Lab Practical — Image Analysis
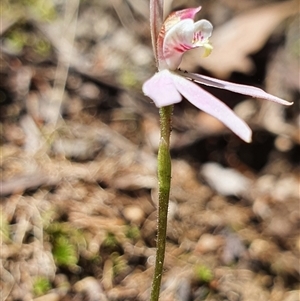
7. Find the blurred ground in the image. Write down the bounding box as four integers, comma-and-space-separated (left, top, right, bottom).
1, 0, 300, 300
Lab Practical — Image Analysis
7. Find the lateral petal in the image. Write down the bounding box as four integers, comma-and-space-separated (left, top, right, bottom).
170, 72, 252, 142
180, 71, 293, 106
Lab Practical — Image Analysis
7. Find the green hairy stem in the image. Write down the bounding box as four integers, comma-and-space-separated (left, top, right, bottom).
150, 105, 173, 301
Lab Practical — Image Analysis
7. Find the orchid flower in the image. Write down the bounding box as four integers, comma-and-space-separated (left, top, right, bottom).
143, 6, 292, 143
145, 4, 293, 301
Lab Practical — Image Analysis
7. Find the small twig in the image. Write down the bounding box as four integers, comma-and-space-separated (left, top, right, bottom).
47, 0, 80, 126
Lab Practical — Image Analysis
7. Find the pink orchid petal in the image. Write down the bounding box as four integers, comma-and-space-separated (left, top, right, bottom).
143, 70, 182, 107
167, 6, 201, 23
170, 72, 252, 142
180, 71, 293, 106
163, 19, 194, 70
193, 19, 213, 42
158, 6, 203, 70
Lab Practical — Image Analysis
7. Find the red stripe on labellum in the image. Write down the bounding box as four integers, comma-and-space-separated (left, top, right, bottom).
173, 43, 192, 53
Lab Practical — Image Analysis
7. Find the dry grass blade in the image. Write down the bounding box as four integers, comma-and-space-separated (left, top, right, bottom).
46, 0, 80, 126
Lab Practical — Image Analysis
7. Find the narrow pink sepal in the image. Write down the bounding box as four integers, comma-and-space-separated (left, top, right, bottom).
181, 71, 293, 106
170, 72, 252, 142
143, 70, 182, 107
150, 0, 164, 61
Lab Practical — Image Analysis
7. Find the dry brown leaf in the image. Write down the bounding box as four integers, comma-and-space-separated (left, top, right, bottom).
181, 0, 299, 78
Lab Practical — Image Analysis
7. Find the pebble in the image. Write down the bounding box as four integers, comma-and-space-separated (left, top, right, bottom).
282, 290, 300, 301
33, 292, 60, 301
200, 162, 251, 196
73, 277, 108, 301
271, 176, 299, 202
249, 239, 277, 263
123, 205, 144, 225
195, 233, 223, 254
266, 216, 292, 239
107, 287, 139, 300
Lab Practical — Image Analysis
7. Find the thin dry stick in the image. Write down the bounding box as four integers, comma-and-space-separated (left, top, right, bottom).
48, 0, 80, 126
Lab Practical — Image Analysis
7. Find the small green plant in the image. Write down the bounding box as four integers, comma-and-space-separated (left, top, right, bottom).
194, 265, 213, 283
52, 235, 78, 267
103, 232, 119, 249
4, 27, 52, 56
3, 0, 55, 56
125, 225, 140, 240
46, 222, 86, 268
111, 252, 127, 277
4, 29, 27, 53
33, 276, 51, 297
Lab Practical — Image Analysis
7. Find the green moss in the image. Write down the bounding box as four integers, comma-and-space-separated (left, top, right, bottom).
52, 235, 78, 266
111, 252, 127, 276
33, 276, 51, 297
46, 222, 86, 268
103, 232, 119, 249
33, 38, 52, 56
194, 265, 213, 283
119, 69, 139, 89
125, 225, 140, 240
5, 29, 28, 53
4, 26, 52, 57
2, 0, 55, 56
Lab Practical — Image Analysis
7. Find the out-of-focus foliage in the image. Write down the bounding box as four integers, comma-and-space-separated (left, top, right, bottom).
4, 25, 52, 56
125, 225, 141, 240
111, 252, 127, 277
46, 222, 86, 268
33, 276, 52, 297
2, 0, 56, 55
3, 0, 57, 21
194, 265, 214, 283
103, 232, 119, 249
